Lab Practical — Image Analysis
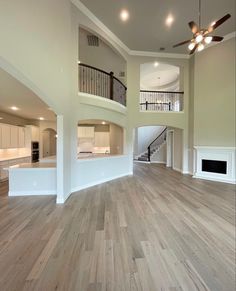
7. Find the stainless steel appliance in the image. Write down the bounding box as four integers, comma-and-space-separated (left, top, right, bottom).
31, 142, 39, 163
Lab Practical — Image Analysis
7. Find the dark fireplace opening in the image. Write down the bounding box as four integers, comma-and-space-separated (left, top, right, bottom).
202, 159, 227, 174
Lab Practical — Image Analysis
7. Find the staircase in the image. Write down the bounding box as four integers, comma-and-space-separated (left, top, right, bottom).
137, 128, 167, 162
138, 149, 156, 162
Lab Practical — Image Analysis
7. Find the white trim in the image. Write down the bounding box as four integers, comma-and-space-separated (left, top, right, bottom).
192, 174, 236, 184
71, 172, 133, 193
129, 50, 189, 59
133, 160, 150, 164
173, 167, 182, 173
9, 191, 56, 196
56, 191, 71, 204
139, 110, 184, 114
151, 161, 166, 164
193, 146, 236, 184
194, 146, 236, 150
166, 130, 174, 168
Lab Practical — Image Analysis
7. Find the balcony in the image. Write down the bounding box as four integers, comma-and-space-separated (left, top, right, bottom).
79, 63, 127, 107
140, 90, 184, 112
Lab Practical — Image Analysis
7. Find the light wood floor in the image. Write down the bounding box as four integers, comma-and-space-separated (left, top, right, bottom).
0, 164, 235, 290
0, 180, 8, 197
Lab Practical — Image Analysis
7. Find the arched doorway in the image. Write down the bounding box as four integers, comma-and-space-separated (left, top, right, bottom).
42, 128, 57, 158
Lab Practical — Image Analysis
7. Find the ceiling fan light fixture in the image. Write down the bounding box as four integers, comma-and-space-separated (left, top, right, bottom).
197, 43, 205, 52
188, 42, 195, 50
204, 36, 213, 44
196, 34, 203, 43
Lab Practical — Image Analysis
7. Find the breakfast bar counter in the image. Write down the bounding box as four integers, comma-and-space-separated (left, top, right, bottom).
5, 162, 57, 196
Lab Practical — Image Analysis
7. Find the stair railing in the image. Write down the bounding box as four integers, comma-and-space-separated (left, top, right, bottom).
79, 63, 127, 106
147, 128, 167, 162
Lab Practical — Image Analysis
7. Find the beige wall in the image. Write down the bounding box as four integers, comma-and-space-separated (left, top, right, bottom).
110, 123, 124, 155
79, 28, 126, 83
193, 38, 236, 147
0, 111, 38, 127
173, 128, 183, 171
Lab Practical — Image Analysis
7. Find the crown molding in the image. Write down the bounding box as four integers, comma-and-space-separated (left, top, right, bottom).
129, 50, 189, 59
72, 0, 235, 60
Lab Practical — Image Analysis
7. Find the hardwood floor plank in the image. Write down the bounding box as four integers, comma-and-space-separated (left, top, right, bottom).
0, 163, 234, 290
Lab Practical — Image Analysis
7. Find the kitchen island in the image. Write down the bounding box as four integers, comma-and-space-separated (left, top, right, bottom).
5, 162, 56, 196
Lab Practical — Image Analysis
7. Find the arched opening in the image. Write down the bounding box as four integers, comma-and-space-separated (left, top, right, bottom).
78, 27, 127, 106
140, 62, 184, 112
77, 119, 124, 159
133, 124, 183, 172
42, 128, 57, 158
0, 65, 58, 197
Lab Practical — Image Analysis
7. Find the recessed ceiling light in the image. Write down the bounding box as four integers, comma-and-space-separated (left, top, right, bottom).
165, 14, 174, 27
120, 9, 129, 21
10, 106, 19, 111
154, 62, 159, 67
0, 117, 3, 120
77, 60, 81, 64
39, 117, 45, 120
102, 121, 106, 125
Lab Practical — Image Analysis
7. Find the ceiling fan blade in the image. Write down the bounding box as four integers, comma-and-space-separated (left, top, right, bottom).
173, 40, 191, 48
189, 43, 198, 55
189, 21, 199, 34
208, 14, 231, 32
211, 36, 224, 42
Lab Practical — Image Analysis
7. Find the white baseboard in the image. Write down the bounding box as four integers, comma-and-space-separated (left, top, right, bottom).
9, 190, 57, 196
133, 160, 150, 164
151, 161, 166, 164
56, 191, 72, 204
173, 167, 182, 173
193, 174, 236, 184
71, 172, 133, 194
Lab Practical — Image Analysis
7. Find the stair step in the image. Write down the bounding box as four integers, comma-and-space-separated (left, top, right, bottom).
138, 157, 149, 161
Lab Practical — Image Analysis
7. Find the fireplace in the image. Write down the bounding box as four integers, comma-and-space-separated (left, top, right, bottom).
194, 146, 235, 184
202, 159, 227, 174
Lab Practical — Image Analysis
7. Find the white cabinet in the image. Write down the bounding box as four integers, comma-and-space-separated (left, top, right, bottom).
18, 127, 25, 148
10, 126, 18, 148
0, 124, 11, 148
0, 124, 27, 149
78, 126, 94, 138
94, 132, 110, 147
31, 126, 40, 142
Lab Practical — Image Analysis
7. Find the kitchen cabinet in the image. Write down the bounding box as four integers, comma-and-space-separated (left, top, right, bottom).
18, 127, 25, 148
94, 132, 110, 147
0, 123, 11, 148
10, 126, 18, 148
31, 126, 40, 142
0, 124, 27, 149
78, 126, 94, 138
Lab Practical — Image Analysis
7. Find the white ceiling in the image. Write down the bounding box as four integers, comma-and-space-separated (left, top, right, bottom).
0, 68, 56, 121
140, 63, 179, 90
79, 0, 235, 53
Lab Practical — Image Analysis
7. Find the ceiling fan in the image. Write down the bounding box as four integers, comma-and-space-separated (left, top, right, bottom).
173, 0, 231, 54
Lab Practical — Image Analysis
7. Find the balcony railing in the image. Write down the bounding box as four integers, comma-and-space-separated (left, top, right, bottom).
140, 90, 184, 112
79, 63, 127, 106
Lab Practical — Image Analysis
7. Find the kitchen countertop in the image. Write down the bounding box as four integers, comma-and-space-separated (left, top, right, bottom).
39, 155, 56, 163
0, 154, 31, 162
5, 162, 56, 170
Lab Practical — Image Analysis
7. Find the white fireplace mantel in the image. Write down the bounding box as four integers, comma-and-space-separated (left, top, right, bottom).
193, 146, 236, 184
